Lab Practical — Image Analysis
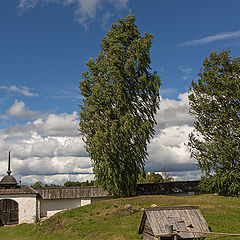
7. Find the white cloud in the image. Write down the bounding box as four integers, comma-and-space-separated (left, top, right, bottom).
155, 92, 194, 130
0, 114, 9, 120
73, 0, 100, 29
170, 170, 201, 181
160, 88, 179, 98
3, 100, 79, 135
108, 0, 128, 10
146, 125, 196, 173
7, 100, 44, 120
179, 65, 192, 75
17, 0, 129, 29
178, 65, 193, 81
102, 11, 113, 29
0, 92, 200, 185
20, 173, 94, 185
0, 85, 38, 97
17, 0, 39, 12
0, 129, 91, 182
145, 92, 196, 176
182, 30, 240, 46
39, 111, 79, 136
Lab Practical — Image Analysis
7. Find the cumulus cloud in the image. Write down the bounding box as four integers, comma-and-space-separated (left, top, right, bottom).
0, 129, 91, 184
0, 92, 200, 185
20, 173, 94, 185
182, 29, 240, 46
0, 85, 38, 97
169, 170, 201, 181
155, 92, 194, 130
145, 92, 196, 178
17, 0, 129, 29
0, 105, 86, 182
38, 111, 79, 136
7, 100, 44, 120
146, 125, 196, 172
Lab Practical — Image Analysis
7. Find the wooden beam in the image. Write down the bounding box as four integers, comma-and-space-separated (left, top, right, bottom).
176, 229, 240, 236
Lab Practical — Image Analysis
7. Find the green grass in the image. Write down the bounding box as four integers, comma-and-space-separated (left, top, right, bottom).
0, 194, 240, 240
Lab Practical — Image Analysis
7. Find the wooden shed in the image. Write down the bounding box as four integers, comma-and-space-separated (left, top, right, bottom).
139, 206, 209, 240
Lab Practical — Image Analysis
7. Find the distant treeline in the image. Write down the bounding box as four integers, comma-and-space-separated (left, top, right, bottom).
31, 180, 96, 188
31, 168, 173, 189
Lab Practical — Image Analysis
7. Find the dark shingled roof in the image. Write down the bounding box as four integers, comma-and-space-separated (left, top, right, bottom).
0, 185, 38, 195
36, 186, 109, 199
0, 175, 17, 186
139, 206, 209, 239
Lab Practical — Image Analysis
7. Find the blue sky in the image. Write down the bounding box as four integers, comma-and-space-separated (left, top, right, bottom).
0, 0, 240, 185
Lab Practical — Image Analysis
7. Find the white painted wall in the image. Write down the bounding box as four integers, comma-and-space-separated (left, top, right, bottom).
81, 199, 91, 206
47, 209, 66, 218
0, 194, 38, 224
40, 198, 82, 217
41, 197, 110, 217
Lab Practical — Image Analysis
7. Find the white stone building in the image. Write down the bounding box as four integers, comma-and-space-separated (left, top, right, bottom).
0, 153, 110, 225
36, 186, 109, 218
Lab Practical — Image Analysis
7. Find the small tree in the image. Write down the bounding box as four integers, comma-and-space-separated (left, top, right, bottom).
161, 167, 174, 182
138, 171, 163, 184
64, 180, 96, 187
31, 181, 43, 189
188, 49, 240, 196
79, 14, 161, 197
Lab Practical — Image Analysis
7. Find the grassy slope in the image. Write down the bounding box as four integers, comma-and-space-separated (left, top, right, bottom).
0, 194, 240, 240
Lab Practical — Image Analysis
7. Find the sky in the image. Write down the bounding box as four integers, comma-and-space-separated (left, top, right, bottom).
1, 0, 240, 185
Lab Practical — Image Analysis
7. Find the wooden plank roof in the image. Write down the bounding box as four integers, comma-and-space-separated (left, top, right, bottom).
139, 206, 209, 239
36, 186, 109, 199
0, 185, 38, 195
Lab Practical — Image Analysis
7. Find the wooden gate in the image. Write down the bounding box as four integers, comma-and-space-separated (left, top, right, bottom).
0, 199, 19, 225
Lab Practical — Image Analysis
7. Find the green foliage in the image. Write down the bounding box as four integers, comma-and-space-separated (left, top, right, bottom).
31, 181, 44, 189
79, 14, 161, 197
31, 181, 96, 188
1, 195, 240, 240
188, 49, 240, 196
138, 171, 163, 184
64, 180, 96, 187
34, 215, 40, 224
138, 168, 173, 184
31, 181, 61, 188
161, 167, 174, 182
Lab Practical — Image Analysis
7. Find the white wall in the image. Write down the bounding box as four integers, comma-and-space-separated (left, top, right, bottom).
40, 197, 110, 217
40, 198, 83, 217
0, 195, 111, 223
0, 194, 38, 224
81, 199, 91, 206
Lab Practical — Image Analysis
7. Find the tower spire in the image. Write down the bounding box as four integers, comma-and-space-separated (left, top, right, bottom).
7, 151, 12, 175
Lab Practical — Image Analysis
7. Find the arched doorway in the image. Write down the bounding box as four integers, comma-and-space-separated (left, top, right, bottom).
0, 199, 19, 225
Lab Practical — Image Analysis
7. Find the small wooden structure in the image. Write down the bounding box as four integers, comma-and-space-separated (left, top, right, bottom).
139, 206, 209, 240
